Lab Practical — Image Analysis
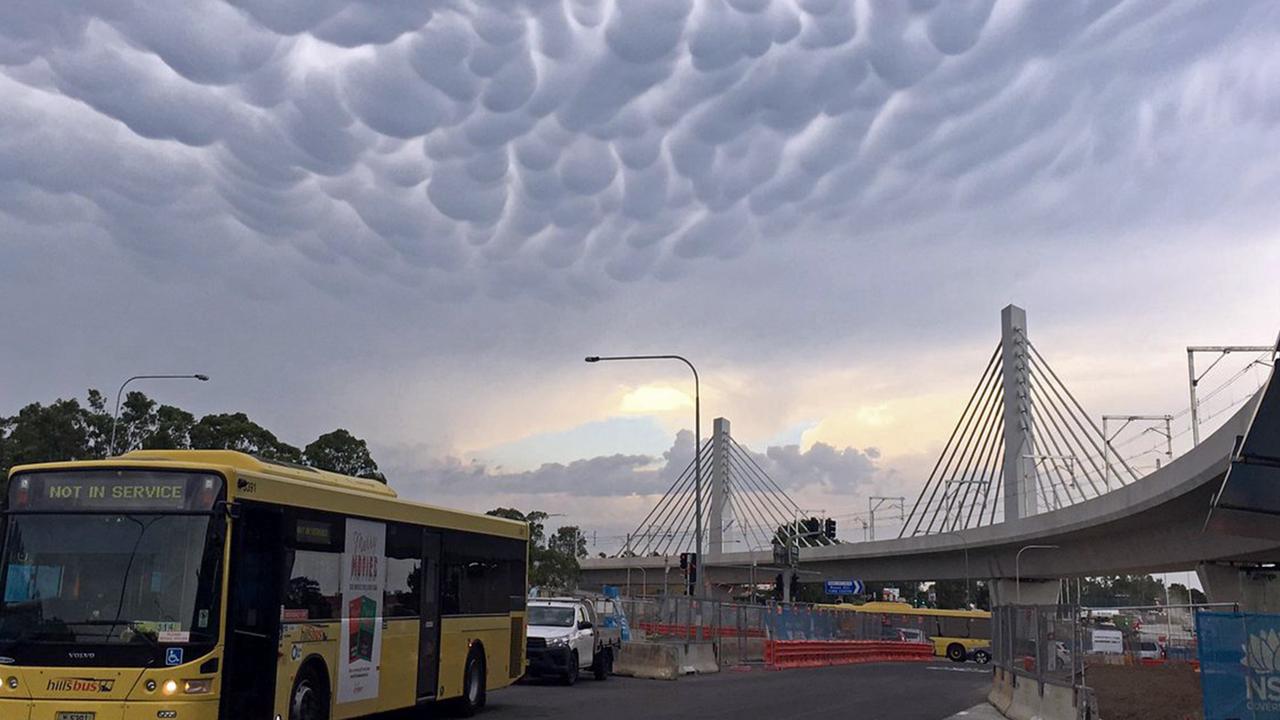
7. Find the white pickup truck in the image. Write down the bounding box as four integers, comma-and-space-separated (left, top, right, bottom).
525, 597, 621, 685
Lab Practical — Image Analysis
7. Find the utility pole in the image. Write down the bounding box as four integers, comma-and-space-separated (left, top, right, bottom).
1186, 346, 1275, 446
868, 496, 905, 540
1103, 414, 1173, 483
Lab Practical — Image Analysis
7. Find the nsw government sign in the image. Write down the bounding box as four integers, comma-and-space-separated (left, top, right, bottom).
1197, 611, 1280, 719
824, 580, 864, 596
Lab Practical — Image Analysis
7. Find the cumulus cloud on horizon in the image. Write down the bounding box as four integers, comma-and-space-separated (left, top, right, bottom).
382, 428, 883, 500
4, 0, 1278, 301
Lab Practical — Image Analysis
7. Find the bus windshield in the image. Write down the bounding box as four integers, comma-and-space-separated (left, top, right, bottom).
0, 472, 224, 649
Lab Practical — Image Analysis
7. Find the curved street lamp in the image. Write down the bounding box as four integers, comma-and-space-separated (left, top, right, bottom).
1015, 544, 1060, 604
109, 374, 210, 456
586, 354, 701, 595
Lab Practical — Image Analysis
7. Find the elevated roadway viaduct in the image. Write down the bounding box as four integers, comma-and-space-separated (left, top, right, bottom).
581, 380, 1280, 607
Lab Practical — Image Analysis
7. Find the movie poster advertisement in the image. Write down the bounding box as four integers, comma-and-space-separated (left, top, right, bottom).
338, 518, 386, 704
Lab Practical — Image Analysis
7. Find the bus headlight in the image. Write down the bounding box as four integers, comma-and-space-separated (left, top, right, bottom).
145, 679, 157, 692
183, 679, 213, 694
6, 676, 17, 689
162, 679, 179, 695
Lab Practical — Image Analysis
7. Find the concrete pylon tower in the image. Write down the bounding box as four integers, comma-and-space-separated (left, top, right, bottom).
1001, 305, 1036, 521
709, 417, 732, 559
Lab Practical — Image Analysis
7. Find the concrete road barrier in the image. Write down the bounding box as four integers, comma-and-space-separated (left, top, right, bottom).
613, 642, 681, 680
679, 642, 719, 675
988, 669, 1082, 720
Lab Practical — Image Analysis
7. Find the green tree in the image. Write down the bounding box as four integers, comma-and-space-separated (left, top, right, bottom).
933, 579, 970, 609
5, 398, 93, 469
1168, 583, 1207, 606
549, 526, 588, 559
303, 429, 384, 481
189, 412, 301, 462
147, 405, 196, 450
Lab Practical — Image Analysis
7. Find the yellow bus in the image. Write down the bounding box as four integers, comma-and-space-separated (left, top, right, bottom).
824, 601, 992, 662
0, 450, 529, 720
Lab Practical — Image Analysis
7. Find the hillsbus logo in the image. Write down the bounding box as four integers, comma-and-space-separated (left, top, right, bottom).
1245, 629, 1280, 709
47, 677, 115, 693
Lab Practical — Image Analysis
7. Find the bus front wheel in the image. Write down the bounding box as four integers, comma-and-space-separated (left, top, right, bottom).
289, 665, 330, 720
947, 643, 967, 663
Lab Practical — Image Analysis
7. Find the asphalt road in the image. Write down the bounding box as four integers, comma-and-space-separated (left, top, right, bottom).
475, 662, 991, 720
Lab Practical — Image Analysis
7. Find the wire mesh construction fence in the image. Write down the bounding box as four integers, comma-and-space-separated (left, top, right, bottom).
618, 596, 930, 665
993, 602, 1236, 719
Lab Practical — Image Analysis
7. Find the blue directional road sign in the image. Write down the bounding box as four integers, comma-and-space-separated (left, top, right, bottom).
824, 580, 864, 595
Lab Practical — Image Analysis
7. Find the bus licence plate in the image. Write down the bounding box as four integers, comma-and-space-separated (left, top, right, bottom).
56, 713, 95, 720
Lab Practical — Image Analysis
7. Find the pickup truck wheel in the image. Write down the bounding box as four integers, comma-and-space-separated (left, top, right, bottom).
562, 652, 579, 686
593, 648, 612, 681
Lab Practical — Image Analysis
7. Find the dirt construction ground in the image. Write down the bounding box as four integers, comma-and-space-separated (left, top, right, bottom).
1086, 664, 1203, 720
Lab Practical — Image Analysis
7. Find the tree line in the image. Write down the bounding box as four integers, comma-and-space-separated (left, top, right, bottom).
0, 389, 384, 482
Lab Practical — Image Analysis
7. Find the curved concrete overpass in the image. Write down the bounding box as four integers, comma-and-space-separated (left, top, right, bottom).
581, 383, 1280, 591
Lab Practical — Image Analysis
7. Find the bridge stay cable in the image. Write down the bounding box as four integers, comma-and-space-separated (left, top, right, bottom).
1027, 341, 1140, 485
725, 443, 820, 548
907, 345, 1003, 536
904, 328, 1157, 536
722, 449, 787, 548
945, 359, 1007, 531
724, 448, 794, 546
630, 444, 706, 555
921, 349, 1004, 534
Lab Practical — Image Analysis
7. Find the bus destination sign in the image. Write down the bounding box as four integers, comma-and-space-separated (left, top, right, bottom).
8, 471, 223, 512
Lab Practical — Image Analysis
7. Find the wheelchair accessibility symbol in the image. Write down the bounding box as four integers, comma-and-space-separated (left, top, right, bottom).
166, 648, 184, 666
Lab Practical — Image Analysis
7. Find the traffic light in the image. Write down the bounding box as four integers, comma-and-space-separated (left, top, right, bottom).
684, 553, 698, 595
773, 573, 784, 600
824, 518, 837, 541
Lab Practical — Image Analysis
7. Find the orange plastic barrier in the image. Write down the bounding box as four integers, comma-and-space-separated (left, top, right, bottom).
1138, 658, 1201, 670
764, 640, 934, 669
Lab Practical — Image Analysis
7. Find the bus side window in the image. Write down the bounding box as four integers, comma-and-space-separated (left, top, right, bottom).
282, 513, 344, 621
384, 524, 423, 618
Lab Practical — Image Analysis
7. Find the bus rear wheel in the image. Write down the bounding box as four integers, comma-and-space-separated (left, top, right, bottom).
289, 666, 329, 720
455, 647, 487, 717
947, 643, 967, 663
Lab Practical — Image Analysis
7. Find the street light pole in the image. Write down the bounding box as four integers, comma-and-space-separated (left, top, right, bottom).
1015, 544, 1059, 604
586, 354, 701, 595
110, 374, 210, 456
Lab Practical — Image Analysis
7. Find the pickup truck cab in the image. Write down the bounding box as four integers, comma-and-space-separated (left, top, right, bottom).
526, 597, 620, 684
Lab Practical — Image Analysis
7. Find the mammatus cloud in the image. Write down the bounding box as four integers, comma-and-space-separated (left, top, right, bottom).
3, 1, 1278, 300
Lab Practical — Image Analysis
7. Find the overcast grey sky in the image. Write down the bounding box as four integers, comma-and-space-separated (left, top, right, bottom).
2, 0, 1278, 549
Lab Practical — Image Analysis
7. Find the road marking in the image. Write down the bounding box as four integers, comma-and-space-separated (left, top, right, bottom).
926, 666, 991, 674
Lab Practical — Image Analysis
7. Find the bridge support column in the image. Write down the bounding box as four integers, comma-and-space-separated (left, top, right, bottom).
1002, 304, 1036, 522
1198, 562, 1280, 612
709, 417, 731, 560
989, 578, 1060, 607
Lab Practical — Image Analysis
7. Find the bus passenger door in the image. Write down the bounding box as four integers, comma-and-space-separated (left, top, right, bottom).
417, 531, 442, 699
221, 505, 286, 719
